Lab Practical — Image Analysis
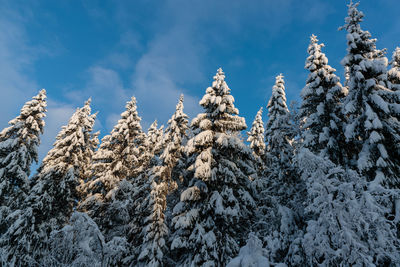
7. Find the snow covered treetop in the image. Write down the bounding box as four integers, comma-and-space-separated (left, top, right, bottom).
41, 98, 96, 173
340, 1, 378, 59
247, 107, 265, 159
197, 68, 246, 132
389, 47, 400, 88
200, 68, 237, 115
4, 89, 47, 140
305, 35, 329, 72
268, 74, 288, 115
391, 47, 400, 68
342, 1, 364, 29
169, 94, 187, 124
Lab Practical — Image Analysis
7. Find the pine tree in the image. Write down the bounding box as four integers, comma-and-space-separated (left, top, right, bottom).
299, 148, 399, 266
80, 97, 148, 216
0, 89, 47, 235
78, 97, 151, 262
259, 75, 305, 266
0, 99, 98, 265
147, 120, 165, 159
45, 211, 128, 266
137, 95, 188, 266
265, 74, 294, 176
170, 68, 256, 266
388, 47, 400, 91
340, 2, 400, 187
300, 35, 348, 165
247, 107, 266, 170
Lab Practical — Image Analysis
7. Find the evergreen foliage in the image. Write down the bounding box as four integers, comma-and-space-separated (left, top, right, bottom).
340, 2, 400, 187
247, 107, 266, 171
1, 2, 400, 266
300, 35, 348, 165
0, 99, 97, 265
170, 68, 256, 266
0, 89, 47, 236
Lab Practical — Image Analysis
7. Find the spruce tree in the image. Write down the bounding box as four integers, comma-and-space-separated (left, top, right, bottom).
137, 95, 188, 266
299, 148, 399, 266
0, 89, 47, 235
259, 75, 305, 266
170, 68, 256, 266
388, 47, 400, 91
265, 74, 294, 176
340, 2, 400, 187
0, 99, 98, 265
247, 107, 266, 171
79, 97, 151, 257
147, 120, 165, 159
80, 97, 148, 215
300, 34, 348, 165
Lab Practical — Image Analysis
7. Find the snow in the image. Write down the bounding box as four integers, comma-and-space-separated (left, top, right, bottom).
1, 3, 400, 266
227, 234, 270, 267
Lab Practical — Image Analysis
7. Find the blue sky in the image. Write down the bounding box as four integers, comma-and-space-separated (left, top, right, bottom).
1, 0, 400, 163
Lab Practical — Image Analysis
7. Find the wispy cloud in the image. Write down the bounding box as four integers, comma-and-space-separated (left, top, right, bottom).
0, 2, 38, 128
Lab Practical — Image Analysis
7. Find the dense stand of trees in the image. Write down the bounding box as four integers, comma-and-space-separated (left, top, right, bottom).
1, 2, 400, 266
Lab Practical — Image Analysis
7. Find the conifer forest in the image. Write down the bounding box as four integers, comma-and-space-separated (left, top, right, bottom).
2, 2, 400, 266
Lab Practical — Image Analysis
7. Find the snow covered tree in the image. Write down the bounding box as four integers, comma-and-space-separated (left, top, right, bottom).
227, 233, 270, 267
247, 107, 266, 170
147, 120, 165, 160
44, 212, 128, 266
258, 75, 305, 266
300, 34, 348, 165
0, 89, 47, 235
170, 68, 257, 266
299, 148, 399, 266
340, 2, 400, 187
0, 99, 98, 265
388, 47, 400, 91
80, 97, 148, 217
137, 95, 189, 266
78, 97, 152, 264
88, 96, 148, 189
265, 74, 294, 176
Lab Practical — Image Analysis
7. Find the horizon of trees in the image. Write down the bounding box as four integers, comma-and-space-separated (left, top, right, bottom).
1, 2, 400, 266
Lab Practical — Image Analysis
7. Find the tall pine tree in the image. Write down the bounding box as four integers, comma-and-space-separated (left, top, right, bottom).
340, 2, 400, 187
80, 97, 148, 218
265, 74, 294, 176
299, 148, 399, 266
170, 68, 256, 266
388, 47, 400, 91
247, 107, 266, 170
137, 95, 189, 266
0, 99, 98, 265
0, 89, 47, 235
300, 34, 348, 165
259, 75, 305, 266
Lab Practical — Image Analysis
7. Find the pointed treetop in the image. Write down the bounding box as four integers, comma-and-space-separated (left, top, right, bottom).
391, 47, 400, 68
308, 34, 325, 51
148, 120, 158, 133
6, 89, 48, 138
341, 1, 363, 31
310, 34, 319, 45
247, 106, 265, 160
176, 94, 184, 112
268, 74, 288, 111
388, 47, 400, 89
197, 68, 246, 131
